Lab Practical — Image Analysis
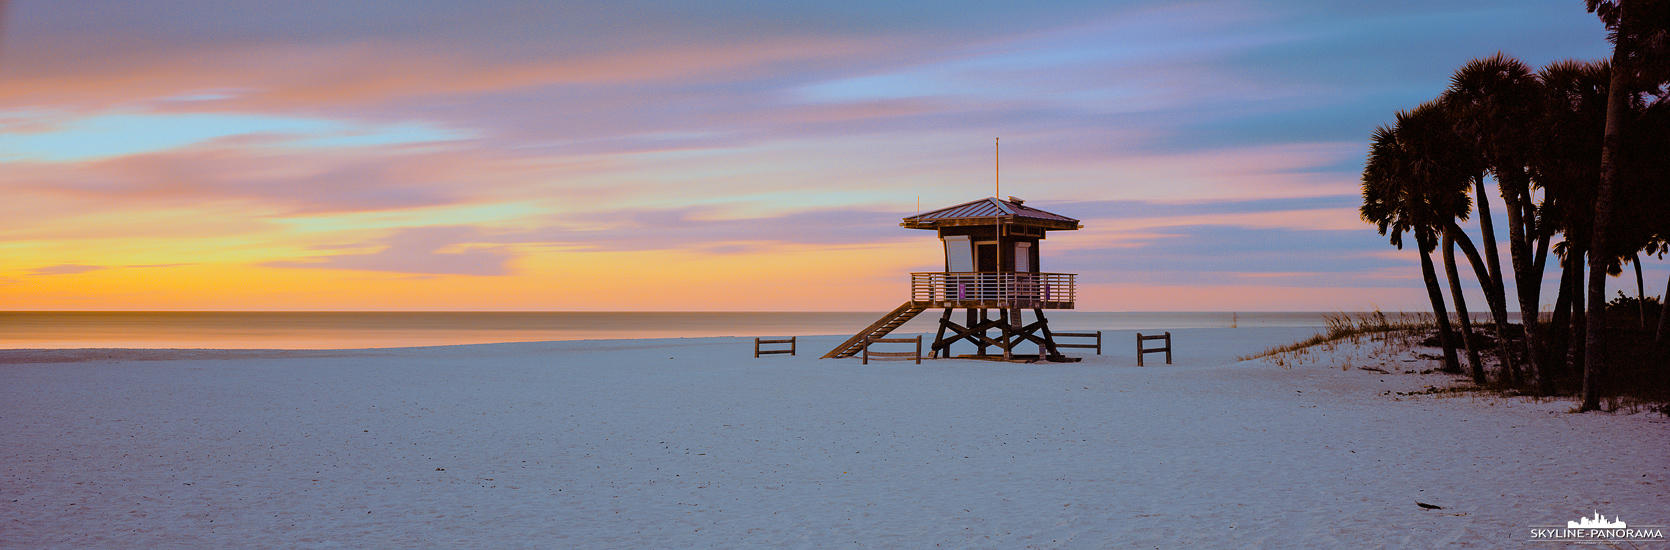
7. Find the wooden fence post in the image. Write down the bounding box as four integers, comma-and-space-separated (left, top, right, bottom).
1137, 332, 1172, 366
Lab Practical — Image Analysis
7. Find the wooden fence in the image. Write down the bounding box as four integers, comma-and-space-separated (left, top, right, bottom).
1053, 330, 1102, 355
754, 336, 796, 358
1137, 332, 1171, 366
862, 335, 922, 364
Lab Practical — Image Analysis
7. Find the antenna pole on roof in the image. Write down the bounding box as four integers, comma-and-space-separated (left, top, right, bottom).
994, 137, 1001, 279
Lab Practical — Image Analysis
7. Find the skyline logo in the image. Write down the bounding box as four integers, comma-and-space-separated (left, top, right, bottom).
1567, 511, 1626, 529
1530, 511, 1666, 544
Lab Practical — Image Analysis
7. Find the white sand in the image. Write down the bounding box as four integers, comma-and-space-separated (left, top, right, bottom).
2, 327, 1665, 549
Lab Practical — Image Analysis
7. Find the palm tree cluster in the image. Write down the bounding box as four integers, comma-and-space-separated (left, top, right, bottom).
1360, 1, 1669, 410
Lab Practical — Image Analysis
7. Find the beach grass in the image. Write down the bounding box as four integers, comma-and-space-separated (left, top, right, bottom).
1235, 310, 1433, 364
1241, 308, 1670, 415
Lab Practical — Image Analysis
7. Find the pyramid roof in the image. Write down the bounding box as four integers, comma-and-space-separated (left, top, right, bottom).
901, 197, 1080, 231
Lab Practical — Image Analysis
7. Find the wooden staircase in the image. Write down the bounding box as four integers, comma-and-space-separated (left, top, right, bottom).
822, 302, 929, 358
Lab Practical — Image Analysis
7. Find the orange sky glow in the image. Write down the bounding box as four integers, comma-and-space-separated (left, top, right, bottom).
1, 1, 1657, 312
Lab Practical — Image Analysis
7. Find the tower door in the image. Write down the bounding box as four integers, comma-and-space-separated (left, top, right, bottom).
975, 242, 998, 272
1015, 242, 1031, 273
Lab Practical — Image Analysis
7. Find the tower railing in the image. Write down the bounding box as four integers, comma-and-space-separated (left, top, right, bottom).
909, 272, 1075, 309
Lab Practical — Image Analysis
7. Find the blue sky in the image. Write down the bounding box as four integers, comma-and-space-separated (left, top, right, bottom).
0, 0, 1658, 311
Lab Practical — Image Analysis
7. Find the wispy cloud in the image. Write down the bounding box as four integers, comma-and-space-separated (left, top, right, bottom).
3, 141, 486, 215
26, 264, 105, 276
0, 0, 1642, 310
0, 109, 470, 162
265, 226, 514, 276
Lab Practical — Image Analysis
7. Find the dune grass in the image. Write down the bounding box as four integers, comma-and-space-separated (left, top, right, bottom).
1236, 310, 1433, 363
1242, 308, 1670, 415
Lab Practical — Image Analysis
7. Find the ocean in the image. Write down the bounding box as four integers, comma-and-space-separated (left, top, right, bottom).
0, 311, 1348, 350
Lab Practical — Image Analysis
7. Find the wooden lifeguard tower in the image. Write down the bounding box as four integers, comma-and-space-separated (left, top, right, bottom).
823, 196, 1082, 362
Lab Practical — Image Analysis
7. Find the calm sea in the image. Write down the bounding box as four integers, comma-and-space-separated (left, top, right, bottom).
0, 311, 1340, 350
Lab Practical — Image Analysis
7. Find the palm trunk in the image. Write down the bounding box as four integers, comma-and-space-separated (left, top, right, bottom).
1658, 270, 1669, 342
1633, 253, 1646, 329
1445, 228, 1484, 382
1548, 252, 1575, 382
1473, 175, 1519, 378
1583, 38, 1629, 412
1498, 173, 1539, 387
1572, 256, 1588, 376
1420, 229, 1461, 373
1534, 233, 1551, 283
1531, 232, 1554, 395
1448, 222, 1518, 384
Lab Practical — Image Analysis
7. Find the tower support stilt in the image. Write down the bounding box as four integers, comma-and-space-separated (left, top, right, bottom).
928, 307, 1077, 362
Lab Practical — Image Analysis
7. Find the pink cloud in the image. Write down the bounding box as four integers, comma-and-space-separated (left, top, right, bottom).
26, 264, 106, 276
265, 227, 513, 276
0, 36, 894, 115
3, 141, 487, 214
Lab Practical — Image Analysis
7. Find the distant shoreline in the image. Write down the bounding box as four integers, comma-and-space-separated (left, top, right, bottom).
0, 311, 1537, 351
0, 311, 1351, 351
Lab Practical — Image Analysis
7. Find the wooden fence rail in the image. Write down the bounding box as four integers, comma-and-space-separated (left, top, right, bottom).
755, 336, 796, 358
1137, 332, 1171, 366
1053, 330, 1102, 355
863, 335, 922, 364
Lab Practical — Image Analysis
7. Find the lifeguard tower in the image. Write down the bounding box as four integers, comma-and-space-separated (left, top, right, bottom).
823, 196, 1082, 362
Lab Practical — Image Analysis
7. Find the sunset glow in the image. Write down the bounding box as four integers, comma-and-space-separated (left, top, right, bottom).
2, 1, 1655, 311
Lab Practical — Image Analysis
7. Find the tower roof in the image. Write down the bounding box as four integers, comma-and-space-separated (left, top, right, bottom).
901, 197, 1080, 231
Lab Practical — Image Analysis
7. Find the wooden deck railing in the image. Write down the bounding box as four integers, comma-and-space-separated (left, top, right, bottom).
909, 272, 1076, 309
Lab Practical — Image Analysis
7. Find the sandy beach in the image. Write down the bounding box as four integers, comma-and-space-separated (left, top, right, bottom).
2, 327, 1665, 549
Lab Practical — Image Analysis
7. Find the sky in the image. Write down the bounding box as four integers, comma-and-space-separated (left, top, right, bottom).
0, 0, 1658, 312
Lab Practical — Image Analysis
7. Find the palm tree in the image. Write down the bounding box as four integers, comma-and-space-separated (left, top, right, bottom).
1362, 102, 1472, 373
1444, 221, 1507, 382
1443, 53, 1548, 389
1443, 228, 1486, 382
1547, 242, 1587, 380
1642, 103, 1670, 342
1636, 94, 1670, 342
1612, 87, 1670, 337
1459, 166, 1522, 382
1532, 59, 1611, 386
1582, 0, 1670, 410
